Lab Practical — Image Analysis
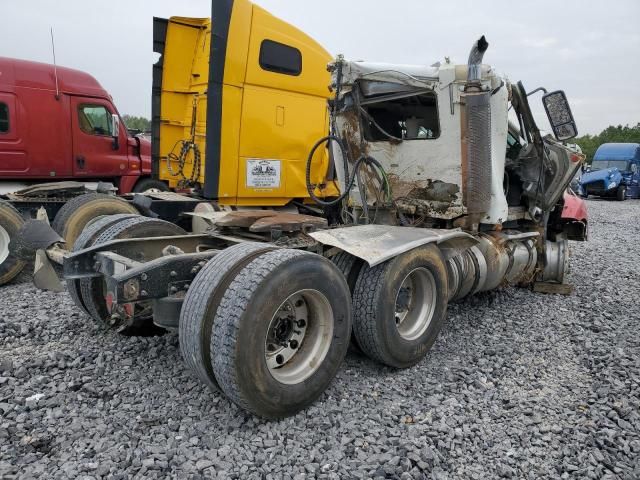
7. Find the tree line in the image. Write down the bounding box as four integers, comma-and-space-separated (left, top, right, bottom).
122, 115, 150, 133
575, 123, 640, 163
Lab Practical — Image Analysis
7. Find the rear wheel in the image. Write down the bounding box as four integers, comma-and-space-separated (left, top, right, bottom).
331, 251, 364, 352
132, 178, 169, 194
616, 186, 627, 201
67, 214, 140, 315
352, 245, 448, 368
211, 249, 351, 418
79, 216, 185, 334
52, 193, 139, 248
0, 200, 26, 286
179, 242, 277, 392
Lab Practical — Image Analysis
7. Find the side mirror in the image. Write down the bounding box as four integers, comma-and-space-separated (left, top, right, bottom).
111, 114, 120, 150
542, 90, 578, 141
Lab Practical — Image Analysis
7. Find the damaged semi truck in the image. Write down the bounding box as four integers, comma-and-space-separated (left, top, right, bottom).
28, 0, 586, 418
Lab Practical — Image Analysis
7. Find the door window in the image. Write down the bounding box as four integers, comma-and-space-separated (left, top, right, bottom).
360, 92, 440, 141
259, 40, 302, 76
0, 103, 9, 133
78, 104, 113, 136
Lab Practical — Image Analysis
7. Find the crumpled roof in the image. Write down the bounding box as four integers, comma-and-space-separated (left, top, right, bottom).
337, 60, 495, 90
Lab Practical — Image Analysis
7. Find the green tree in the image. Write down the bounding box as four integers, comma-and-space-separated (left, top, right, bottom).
575, 123, 640, 163
122, 115, 151, 133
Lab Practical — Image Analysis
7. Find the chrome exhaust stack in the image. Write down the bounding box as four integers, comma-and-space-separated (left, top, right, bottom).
461, 35, 492, 230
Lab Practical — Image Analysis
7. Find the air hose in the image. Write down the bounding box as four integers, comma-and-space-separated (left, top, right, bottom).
305, 135, 390, 207
166, 140, 201, 187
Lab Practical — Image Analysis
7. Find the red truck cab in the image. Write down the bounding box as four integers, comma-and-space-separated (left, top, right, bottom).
0, 57, 152, 194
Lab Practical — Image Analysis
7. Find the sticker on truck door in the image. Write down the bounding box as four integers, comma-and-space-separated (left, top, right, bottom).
246, 159, 281, 188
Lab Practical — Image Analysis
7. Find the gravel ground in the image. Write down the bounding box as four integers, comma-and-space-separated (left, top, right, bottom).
1, 199, 638, 479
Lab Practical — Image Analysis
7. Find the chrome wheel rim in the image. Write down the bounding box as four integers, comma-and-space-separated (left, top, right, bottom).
265, 289, 333, 385
394, 267, 436, 341
0, 224, 10, 265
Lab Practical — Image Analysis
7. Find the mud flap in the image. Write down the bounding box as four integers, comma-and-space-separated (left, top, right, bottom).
33, 249, 63, 292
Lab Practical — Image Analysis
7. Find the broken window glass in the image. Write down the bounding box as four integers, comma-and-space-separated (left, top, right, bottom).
360, 93, 440, 141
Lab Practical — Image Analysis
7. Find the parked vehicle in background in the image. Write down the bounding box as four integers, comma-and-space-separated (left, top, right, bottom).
0, 57, 168, 196
0, 57, 179, 284
580, 143, 640, 200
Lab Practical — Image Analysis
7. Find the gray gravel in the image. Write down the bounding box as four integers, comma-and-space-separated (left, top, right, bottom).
1, 199, 639, 479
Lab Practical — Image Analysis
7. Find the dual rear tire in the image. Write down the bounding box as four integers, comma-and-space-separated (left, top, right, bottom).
352, 245, 449, 368
179, 244, 448, 418
180, 246, 352, 418
67, 214, 186, 334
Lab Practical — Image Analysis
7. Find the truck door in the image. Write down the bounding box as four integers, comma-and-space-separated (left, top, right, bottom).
237, 7, 332, 203
70, 97, 128, 178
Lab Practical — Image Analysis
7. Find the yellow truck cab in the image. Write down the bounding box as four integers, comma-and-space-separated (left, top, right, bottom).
152, 0, 338, 206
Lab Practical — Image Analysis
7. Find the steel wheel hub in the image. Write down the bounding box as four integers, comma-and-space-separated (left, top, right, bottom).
394, 267, 437, 341
265, 289, 333, 385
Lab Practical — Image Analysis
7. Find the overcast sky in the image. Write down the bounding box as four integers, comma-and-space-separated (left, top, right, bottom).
2, 0, 639, 135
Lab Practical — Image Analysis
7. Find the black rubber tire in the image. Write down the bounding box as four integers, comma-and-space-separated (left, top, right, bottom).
352, 245, 448, 368
52, 193, 139, 248
331, 251, 364, 292
179, 242, 277, 392
132, 178, 170, 194
79, 216, 186, 334
67, 214, 140, 315
211, 249, 352, 418
616, 186, 627, 201
0, 200, 26, 286
331, 251, 365, 353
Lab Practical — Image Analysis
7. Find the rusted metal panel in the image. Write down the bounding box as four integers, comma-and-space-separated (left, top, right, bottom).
309, 225, 477, 267
249, 213, 328, 233
215, 211, 278, 228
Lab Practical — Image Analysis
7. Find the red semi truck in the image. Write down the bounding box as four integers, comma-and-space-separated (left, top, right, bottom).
0, 57, 190, 285
0, 57, 164, 195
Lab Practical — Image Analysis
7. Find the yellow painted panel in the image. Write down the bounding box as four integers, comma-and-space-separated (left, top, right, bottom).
223, 0, 253, 87
158, 17, 210, 186
217, 84, 243, 199
237, 85, 331, 199
158, 3, 339, 204
245, 6, 331, 98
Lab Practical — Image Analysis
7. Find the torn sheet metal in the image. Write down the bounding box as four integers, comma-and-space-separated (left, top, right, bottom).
309, 225, 477, 267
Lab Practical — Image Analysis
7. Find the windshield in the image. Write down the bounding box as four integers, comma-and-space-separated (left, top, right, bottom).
591, 160, 629, 172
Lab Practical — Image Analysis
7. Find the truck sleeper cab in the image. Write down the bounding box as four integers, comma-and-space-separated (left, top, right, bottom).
152, 0, 339, 205
0, 57, 153, 195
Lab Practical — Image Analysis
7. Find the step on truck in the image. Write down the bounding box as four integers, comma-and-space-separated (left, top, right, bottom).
23, 0, 587, 418
0, 57, 190, 284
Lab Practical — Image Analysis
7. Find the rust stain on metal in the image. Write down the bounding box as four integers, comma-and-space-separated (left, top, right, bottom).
391, 178, 465, 219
